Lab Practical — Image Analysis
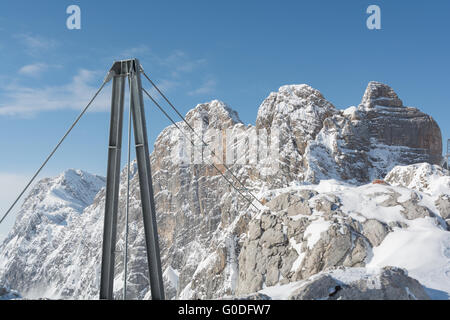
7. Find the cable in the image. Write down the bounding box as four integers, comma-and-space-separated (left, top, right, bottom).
143, 88, 260, 211
0, 78, 109, 225
140, 70, 264, 208
141, 70, 197, 135
141, 74, 263, 207
142, 88, 193, 143
142, 88, 262, 212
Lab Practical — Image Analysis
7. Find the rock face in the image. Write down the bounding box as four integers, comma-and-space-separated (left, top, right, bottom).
235, 172, 450, 297
362, 82, 442, 175
0, 82, 446, 300
256, 84, 336, 186
0, 286, 21, 300
305, 81, 442, 183
288, 267, 430, 300
0, 170, 105, 298
385, 163, 450, 229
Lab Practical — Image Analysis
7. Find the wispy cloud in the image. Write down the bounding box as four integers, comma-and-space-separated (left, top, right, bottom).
18, 63, 49, 77
0, 69, 110, 116
1, 45, 215, 116
159, 50, 207, 77
119, 45, 151, 59
14, 34, 58, 55
118, 47, 213, 99
142, 78, 182, 106
118, 47, 207, 77
188, 78, 217, 96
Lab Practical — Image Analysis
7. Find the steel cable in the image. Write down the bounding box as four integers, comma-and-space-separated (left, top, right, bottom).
0, 78, 110, 225
140, 70, 264, 208
142, 88, 262, 212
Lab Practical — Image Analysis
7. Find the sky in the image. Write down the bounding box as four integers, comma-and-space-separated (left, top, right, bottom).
0, 0, 449, 239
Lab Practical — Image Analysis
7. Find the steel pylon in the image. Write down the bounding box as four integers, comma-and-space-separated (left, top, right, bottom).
100, 59, 165, 300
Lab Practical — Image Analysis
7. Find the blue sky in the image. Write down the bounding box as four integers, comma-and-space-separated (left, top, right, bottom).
0, 0, 449, 238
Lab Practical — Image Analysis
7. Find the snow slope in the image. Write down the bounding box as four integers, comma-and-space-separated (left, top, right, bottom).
249, 163, 450, 299
0, 82, 446, 300
0, 169, 105, 298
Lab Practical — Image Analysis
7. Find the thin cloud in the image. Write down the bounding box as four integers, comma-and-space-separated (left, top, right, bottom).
18, 63, 49, 77
119, 47, 207, 77
0, 69, 110, 117
14, 34, 58, 55
188, 78, 217, 96
143, 78, 180, 104
119, 45, 151, 60
1, 47, 212, 116
176, 59, 206, 73
159, 50, 207, 77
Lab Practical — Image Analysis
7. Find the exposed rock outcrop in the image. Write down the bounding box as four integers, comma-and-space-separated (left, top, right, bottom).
305, 81, 442, 183
0, 170, 105, 299
256, 84, 336, 186
288, 267, 430, 300
0, 287, 22, 300
0, 82, 445, 300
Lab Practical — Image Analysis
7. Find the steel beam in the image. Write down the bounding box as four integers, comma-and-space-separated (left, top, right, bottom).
129, 59, 165, 300
447, 139, 450, 171
100, 68, 126, 300
100, 59, 165, 300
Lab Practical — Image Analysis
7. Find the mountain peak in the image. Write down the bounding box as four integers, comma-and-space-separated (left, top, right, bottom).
360, 81, 403, 109
277, 84, 324, 98
19, 169, 105, 224
185, 100, 242, 129
256, 83, 335, 131
0, 82, 446, 301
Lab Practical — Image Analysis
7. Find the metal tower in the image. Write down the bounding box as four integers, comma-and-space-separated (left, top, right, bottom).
100, 59, 164, 300
446, 139, 450, 172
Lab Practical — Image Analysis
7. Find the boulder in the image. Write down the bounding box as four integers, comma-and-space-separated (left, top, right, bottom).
362, 219, 390, 247
288, 267, 430, 300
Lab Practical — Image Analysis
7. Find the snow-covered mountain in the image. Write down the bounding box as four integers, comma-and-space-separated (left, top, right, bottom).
0, 169, 105, 298
0, 82, 448, 300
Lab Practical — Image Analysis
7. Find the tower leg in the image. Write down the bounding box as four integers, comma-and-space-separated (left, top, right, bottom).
129, 59, 165, 300
100, 72, 126, 300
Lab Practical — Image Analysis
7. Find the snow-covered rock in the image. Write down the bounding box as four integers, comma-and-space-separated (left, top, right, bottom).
0, 286, 22, 300
305, 81, 442, 183
235, 173, 450, 298
0, 169, 105, 299
385, 163, 450, 195
0, 82, 447, 300
256, 84, 336, 186
256, 267, 430, 300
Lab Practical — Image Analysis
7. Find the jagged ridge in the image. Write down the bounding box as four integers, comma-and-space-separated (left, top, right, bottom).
0, 82, 448, 300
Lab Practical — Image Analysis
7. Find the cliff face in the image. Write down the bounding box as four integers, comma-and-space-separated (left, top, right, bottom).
304, 81, 442, 184
0, 82, 447, 300
361, 81, 442, 174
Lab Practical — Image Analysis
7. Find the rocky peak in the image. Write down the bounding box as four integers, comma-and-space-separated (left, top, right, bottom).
185, 100, 242, 129
254, 84, 336, 185
359, 81, 442, 167
256, 84, 336, 132
21, 169, 106, 215
0, 81, 446, 301
7, 169, 105, 244
360, 81, 403, 109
